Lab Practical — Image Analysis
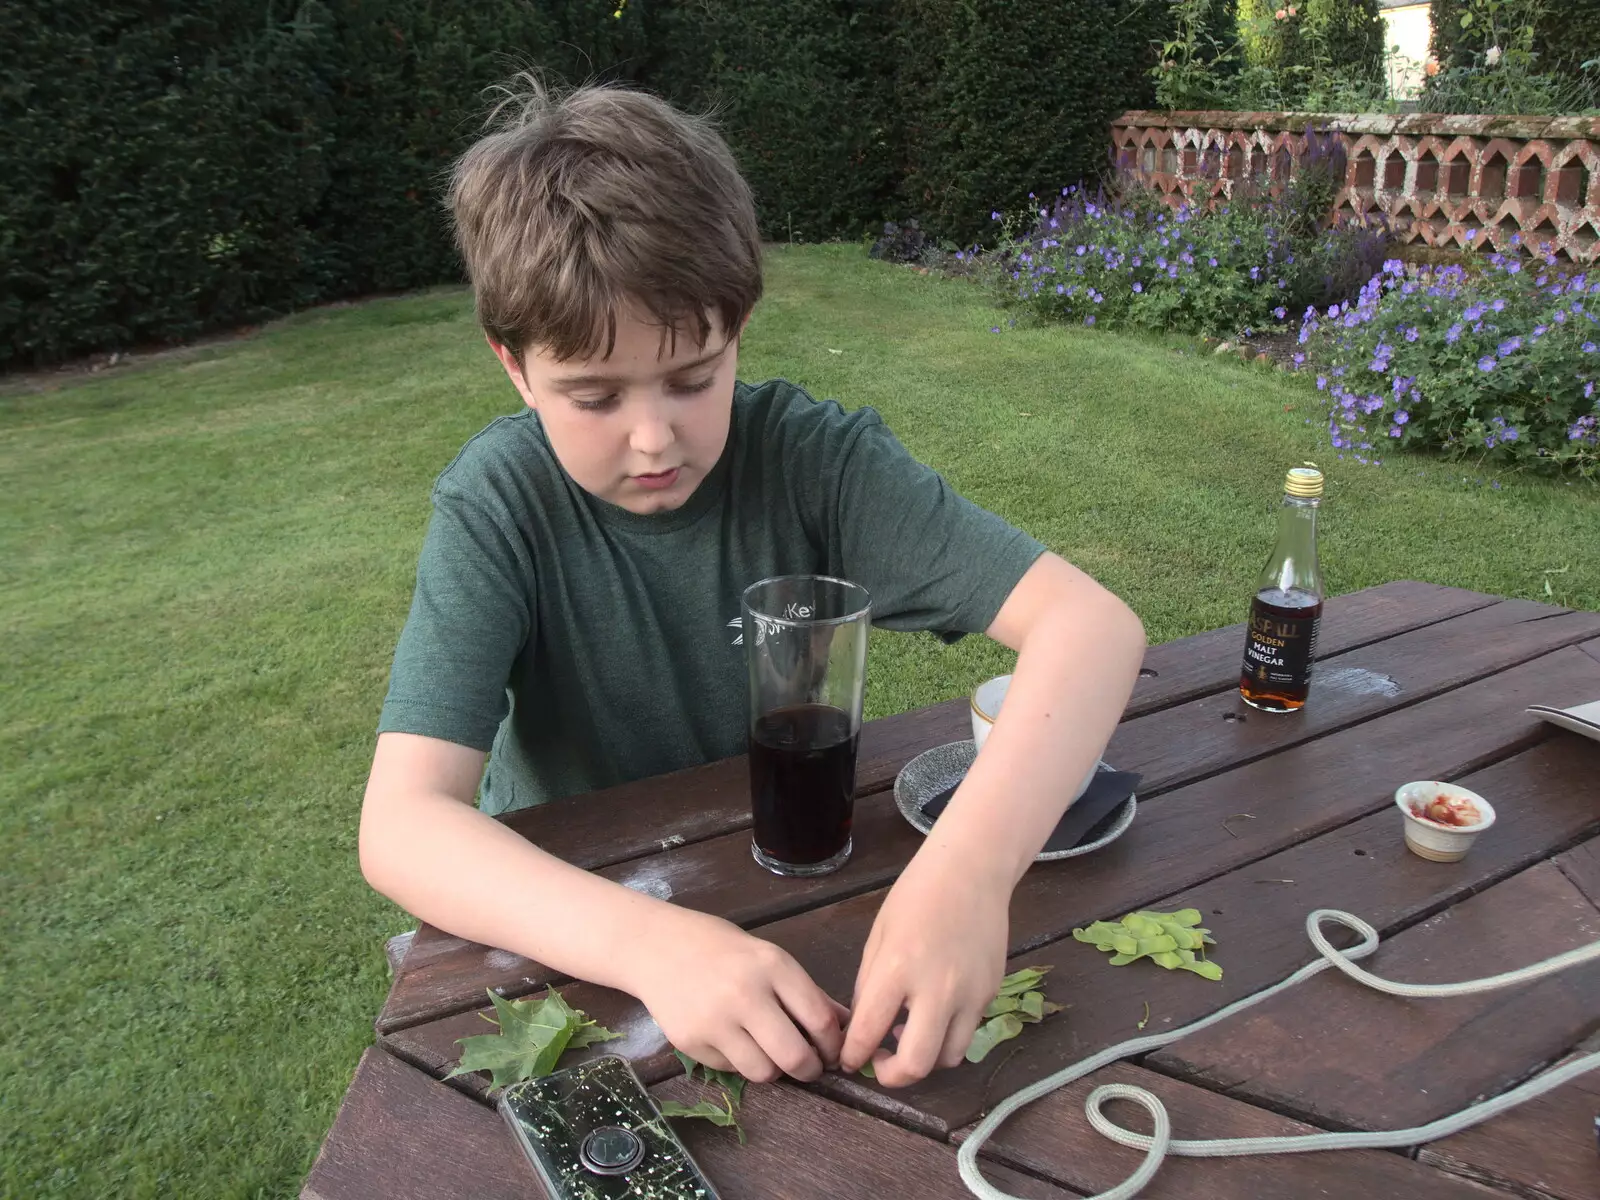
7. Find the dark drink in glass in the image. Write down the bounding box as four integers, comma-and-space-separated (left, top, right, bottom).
742, 576, 871, 877
748, 703, 858, 867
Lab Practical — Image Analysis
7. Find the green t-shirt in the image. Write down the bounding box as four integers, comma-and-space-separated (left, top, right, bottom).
378, 378, 1045, 815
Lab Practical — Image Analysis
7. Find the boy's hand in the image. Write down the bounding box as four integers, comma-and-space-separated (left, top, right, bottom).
839, 850, 1010, 1087
626, 906, 849, 1085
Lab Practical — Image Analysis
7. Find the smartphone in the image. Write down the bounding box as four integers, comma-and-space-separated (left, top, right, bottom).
497, 1055, 722, 1200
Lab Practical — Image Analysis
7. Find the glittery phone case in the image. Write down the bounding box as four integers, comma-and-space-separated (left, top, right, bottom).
497, 1055, 721, 1200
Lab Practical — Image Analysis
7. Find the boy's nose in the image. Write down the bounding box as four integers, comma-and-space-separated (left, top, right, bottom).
629, 413, 675, 458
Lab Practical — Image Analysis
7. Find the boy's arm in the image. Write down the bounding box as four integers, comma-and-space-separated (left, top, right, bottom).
839, 552, 1146, 1085
360, 732, 847, 1082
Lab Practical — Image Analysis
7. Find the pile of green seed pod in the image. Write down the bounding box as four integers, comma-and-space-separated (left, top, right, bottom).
1072, 908, 1223, 980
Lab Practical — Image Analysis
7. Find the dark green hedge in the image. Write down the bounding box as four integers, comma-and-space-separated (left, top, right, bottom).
1, 0, 1158, 368
0, 0, 654, 367
1430, 0, 1600, 74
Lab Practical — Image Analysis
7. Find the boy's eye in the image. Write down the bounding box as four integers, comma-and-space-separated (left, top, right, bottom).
572, 394, 618, 413
671, 377, 717, 395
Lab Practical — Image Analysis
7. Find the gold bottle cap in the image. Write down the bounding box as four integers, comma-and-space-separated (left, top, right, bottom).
1284, 465, 1324, 497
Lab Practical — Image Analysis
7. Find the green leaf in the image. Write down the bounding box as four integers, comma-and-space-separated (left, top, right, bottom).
567, 1022, 624, 1050
1017, 991, 1045, 1021
983, 994, 1023, 1019
445, 988, 615, 1090
1181, 959, 1224, 981
659, 1092, 745, 1143
965, 1013, 1025, 1063
1166, 909, 1204, 927
858, 1061, 877, 1079
996, 966, 1051, 997
672, 1053, 747, 1106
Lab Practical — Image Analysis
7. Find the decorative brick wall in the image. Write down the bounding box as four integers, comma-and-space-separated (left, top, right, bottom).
1111, 110, 1600, 263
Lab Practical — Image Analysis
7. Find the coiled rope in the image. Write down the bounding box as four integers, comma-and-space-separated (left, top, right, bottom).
957, 908, 1600, 1200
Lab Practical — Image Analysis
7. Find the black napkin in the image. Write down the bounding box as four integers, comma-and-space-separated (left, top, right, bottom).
920, 768, 1141, 854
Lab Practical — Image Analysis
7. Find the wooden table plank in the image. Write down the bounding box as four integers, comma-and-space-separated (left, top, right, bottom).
303, 1045, 1079, 1200
654, 1076, 1080, 1200
1101, 598, 1599, 801
389, 651, 1600, 1098
1147, 854, 1600, 1131
1418, 1040, 1600, 1200
1119, 580, 1498, 717
378, 600, 1594, 1034
1556, 836, 1600, 909
954, 1062, 1517, 1200
301, 1048, 540, 1200
805, 736, 1600, 1136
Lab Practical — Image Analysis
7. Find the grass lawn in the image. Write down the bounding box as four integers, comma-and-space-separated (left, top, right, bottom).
2, 243, 1595, 1197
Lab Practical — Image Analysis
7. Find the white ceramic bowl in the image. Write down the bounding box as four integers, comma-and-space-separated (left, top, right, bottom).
971, 674, 1099, 801
1394, 781, 1496, 862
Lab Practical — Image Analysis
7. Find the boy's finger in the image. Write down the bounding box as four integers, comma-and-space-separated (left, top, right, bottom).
839, 980, 905, 1073
937, 1005, 985, 1070
773, 970, 847, 1068
744, 1002, 824, 1082
870, 1001, 947, 1089
715, 1027, 782, 1086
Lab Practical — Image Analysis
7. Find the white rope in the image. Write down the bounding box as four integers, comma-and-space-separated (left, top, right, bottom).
957, 908, 1600, 1200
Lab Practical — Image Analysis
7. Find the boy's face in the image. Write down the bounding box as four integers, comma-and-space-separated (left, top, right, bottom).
492, 307, 742, 515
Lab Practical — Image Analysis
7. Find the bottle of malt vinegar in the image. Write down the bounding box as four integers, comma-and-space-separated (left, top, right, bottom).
1240, 466, 1325, 713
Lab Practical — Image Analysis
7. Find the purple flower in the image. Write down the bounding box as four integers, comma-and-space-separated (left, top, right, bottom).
1493, 299, 1506, 311
1167, 265, 1179, 278
1056, 284, 1065, 294
1132, 281, 1143, 293
1250, 267, 1260, 281
1316, 375, 1328, 390
991, 211, 1001, 221
1478, 356, 1496, 372
1274, 306, 1287, 320
990, 326, 1001, 333
1405, 327, 1420, 342
1584, 342, 1598, 353
1395, 410, 1410, 425
1498, 336, 1522, 356
1076, 245, 1087, 256
1084, 315, 1096, 326
1388, 425, 1403, 438
1208, 257, 1219, 267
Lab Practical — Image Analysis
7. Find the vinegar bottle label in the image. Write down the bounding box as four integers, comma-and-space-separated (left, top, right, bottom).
1239, 587, 1322, 712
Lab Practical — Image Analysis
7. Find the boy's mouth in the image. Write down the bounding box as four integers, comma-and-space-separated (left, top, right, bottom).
631, 467, 681, 491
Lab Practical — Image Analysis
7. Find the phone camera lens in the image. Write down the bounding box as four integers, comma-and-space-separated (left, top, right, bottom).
580, 1126, 645, 1176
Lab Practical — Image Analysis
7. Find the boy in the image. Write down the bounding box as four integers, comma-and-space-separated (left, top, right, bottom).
359, 79, 1145, 1090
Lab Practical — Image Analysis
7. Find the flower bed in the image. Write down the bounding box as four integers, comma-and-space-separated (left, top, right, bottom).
1299, 249, 1599, 475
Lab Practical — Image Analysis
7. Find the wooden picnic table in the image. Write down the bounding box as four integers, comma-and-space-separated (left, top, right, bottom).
303, 581, 1600, 1200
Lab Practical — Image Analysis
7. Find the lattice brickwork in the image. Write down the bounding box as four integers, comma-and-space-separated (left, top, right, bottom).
1111, 110, 1600, 263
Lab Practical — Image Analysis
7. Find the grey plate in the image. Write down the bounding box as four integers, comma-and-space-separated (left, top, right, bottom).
893, 739, 1137, 862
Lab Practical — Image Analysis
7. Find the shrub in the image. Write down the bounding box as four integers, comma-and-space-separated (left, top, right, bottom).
987, 135, 1390, 341
1299, 253, 1600, 477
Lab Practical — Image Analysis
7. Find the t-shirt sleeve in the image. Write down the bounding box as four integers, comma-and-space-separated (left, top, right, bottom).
377, 485, 536, 751
831, 410, 1046, 638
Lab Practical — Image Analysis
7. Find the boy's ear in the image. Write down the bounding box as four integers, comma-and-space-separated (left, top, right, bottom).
487, 335, 537, 409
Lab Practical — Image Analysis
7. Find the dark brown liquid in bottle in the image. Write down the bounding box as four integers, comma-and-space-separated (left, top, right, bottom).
748, 703, 857, 865
1239, 587, 1323, 712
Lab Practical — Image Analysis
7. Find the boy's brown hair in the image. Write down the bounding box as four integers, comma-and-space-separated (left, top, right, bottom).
448, 76, 762, 364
